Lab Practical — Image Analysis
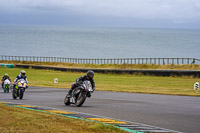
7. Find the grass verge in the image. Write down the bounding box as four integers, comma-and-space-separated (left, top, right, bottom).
0, 67, 200, 96
0, 103, 128, 133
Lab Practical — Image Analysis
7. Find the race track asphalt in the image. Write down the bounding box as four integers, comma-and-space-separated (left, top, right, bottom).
1, 86, 200, 133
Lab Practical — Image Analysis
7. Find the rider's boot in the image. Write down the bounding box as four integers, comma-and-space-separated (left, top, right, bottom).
67, 83, 77, 97
67, 89, 72, 97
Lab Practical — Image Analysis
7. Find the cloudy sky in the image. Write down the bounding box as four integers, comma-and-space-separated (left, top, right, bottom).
0, 0, 200, 28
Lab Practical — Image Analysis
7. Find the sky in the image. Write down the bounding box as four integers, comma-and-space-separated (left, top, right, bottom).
0, 0, 200, 29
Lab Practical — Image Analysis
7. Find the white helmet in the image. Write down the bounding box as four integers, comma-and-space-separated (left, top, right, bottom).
21, 70, 26, 76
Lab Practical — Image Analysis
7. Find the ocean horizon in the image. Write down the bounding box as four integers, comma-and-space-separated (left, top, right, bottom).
0, 24, 199, 59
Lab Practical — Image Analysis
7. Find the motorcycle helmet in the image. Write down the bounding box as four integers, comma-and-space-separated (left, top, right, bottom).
4, 73, 8, 76
21, 70, 26, 76
87, 70, 94, 79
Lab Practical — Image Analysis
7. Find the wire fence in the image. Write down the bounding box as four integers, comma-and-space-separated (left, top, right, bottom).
0, 55, 199, 65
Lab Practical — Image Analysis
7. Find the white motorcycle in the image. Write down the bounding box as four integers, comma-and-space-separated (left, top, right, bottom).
3, 79, 11, 93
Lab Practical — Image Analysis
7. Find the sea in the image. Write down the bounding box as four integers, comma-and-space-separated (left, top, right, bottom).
0, 24, 199, 59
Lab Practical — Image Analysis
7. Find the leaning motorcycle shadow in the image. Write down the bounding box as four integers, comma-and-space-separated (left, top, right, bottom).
0, 92, 10, 94
9, 98, 28, 100
0, 88, 11, 93
60, 104, 94, 108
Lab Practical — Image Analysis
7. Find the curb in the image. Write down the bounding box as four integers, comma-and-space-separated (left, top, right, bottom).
0, 102, 180, 133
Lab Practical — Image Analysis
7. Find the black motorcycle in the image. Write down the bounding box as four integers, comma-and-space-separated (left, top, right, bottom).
64, 80, 93, 107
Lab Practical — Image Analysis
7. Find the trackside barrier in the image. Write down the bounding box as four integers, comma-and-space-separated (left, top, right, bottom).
1, 55, 200, 65
0, 64, 14, 68
15, 64, 200, 77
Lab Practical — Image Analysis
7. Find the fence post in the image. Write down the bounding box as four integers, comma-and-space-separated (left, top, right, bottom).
163, 58, 164, 65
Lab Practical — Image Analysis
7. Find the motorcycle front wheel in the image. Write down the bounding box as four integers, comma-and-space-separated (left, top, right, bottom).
75, 91, 86, 107
12, 88, 17, 99
19, 88, 24, 99
5, 85, 9, 93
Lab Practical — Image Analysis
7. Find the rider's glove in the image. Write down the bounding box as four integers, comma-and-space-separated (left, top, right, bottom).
76, 81, 83, 86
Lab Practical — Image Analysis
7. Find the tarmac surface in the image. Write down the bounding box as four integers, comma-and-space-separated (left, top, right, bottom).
1, 86, 200, 133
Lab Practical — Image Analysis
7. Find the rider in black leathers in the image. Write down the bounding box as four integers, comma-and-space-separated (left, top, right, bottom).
67, 70, 95, 97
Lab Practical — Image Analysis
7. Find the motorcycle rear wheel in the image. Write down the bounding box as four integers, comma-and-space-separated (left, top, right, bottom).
64, 95, 71, 105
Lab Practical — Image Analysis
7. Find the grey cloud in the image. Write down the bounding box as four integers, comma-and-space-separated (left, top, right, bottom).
0, 0, 200, 27
1, 0, 200, 16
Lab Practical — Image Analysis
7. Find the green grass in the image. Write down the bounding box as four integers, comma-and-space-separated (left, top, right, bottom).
0, 67, 200, 96
0, 104, 128, 133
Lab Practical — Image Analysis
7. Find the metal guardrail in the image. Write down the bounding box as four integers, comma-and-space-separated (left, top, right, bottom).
0, 55, 199, 65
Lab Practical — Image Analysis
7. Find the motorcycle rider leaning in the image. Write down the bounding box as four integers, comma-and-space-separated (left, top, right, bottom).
1, 73, 11, 88
67, 70, 95, 97
13, 70, 28, 89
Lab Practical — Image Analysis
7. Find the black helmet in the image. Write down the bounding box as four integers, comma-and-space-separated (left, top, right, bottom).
87, 70, 94, 79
